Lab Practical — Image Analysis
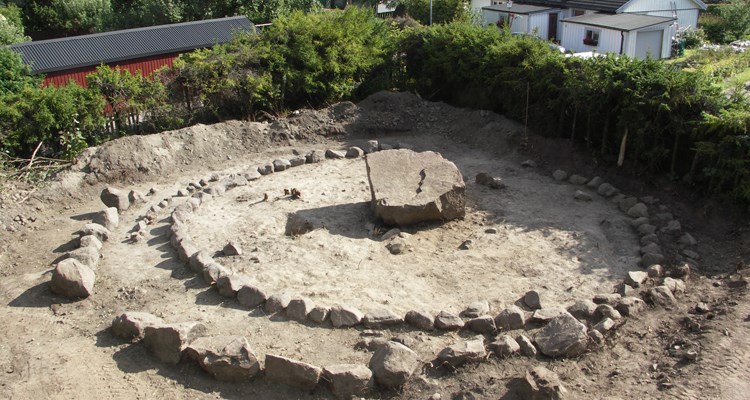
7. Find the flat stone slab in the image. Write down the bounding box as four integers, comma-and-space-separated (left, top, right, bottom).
366, 149, 465, 226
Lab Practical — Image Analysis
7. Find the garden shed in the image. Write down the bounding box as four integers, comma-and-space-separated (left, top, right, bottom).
482, 3, 564, 40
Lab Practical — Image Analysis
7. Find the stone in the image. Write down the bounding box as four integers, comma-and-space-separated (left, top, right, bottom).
404, 310, 434, 331
616, 297, 646, 316
237, 284, 268, 309
647, 286, 677, 307
379, 143, 394, 150
93, 207, 119, 230
641, 242, 662, 255
185, 336, 260, 381
366, 149, 465, 226
203, 184, 226, 197
552, 170, 567, 181
287, 298, 315, 323
529, 308, 567, 324
632, 217, 650, 228
171, 205, 192, 224
641, 252, 665, 268
662, 220, 682, 234
682, 249, 700, 260
79, 235, 103, 251
330, 305, 364, 328
574, 190, 592, 201
521, 159, 537, 168
489, 335, 520, 357
663, 277, 686, 296
192, 192, 212, 204
243, 169, 262, 181
679, 233, 697, 246
655, 212, 673, 223
594, 304, 622, 321
627, 203, 649, 218
357, 337, 389, 352
50, 259, 95, 299
100, 187, 131, 212
672, 263, 691, 278
522, 366, 569, 400
265, 293, 292, 314
461, 299, 490, 318
524, 290, 543, 310
625, 271, 649, 288
325, 149, 346, 159
588, 329, 604, 344
641, 233, 659, 245
569, 175, 588, 185
189, 251, 213, 273
567, 299, 597, 320
458, 239, 472, 250
466, 315, 496, 334
80, 223, 111, 242
369, 341, 419, 389
111, 312, 164, 340
597, 183, 618, 197
65, 245, 101, 270
285, 213, 316, 236
346, 147, 365, 158
380, 228, 401, 240
434, 310, 464, 330
265, 354, 321, 391
534, 313, 588, 358
216, 274, 250, 298
176, 189, 189, 197
308, 306, 330, 324
223, 241, 242, 256
202, 262, 230, 285
618, 196, 638, 213
128, 190, 146, 204
289, 155, 306, 167
615, 283, 635, 297
221, 175, 248, 189
177, 239, 199, 263
593, 293, 621, 306
305, 150, 325, 163
273, 159, 292, 172
143, 322, 207, 364
323, 364, 374, 399
363, 140, 379, 154
586, 176, 602, 188
437, 339, 486, 367
647, 264, 664, 278
257, 163, 274, 175
495, 305, 526, 330
363, 309, 402, 328
516, 335, 537, 357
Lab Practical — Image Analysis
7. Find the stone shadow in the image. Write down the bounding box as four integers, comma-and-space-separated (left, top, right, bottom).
285, 201, 375, 240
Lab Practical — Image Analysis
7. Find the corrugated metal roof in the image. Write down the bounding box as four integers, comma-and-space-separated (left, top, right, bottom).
514, 0, 629, 13
562, 13, 675, 31
482, 4, 554, 14
10, 16, 255, 74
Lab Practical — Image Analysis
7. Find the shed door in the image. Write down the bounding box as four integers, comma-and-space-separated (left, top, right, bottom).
635, 30, 663, 60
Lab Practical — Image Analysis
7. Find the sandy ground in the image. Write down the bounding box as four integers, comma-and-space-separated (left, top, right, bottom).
0, 91, 748, 399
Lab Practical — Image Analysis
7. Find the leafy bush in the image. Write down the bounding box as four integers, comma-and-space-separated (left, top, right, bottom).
0, 5, 29, 44
681, 28, 706, 48
400, 0, 469, 25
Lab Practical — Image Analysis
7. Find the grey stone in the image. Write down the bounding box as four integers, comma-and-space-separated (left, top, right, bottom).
574, 190, 592, 201
111, 312, 164, 340
662, 219, 682, 234
641, 252, 665, 268
521, 159, 537, 168
287, 298, 315, 323
330, 305, 364, 328
534, 313, 588, 358
177, 239, 199, 263
489, 335, 520, 357
434, 310, 464, 330
185, 336, 260, 381
323, 364, 374, 399
357, 337, 389, 352
679, 233, 697, 246
597, 183, 618, 197
663, 277, 686, 296
588, 329, 604, 344
289, 155, 306, 167
203, 184, 226, 197
641, 242, 661, 255
616, 297, 646, 316
615, 283, 635, 297
369, 341, 419, 389
100, 187, 131, 212
380, 227, 401, 240
404, 310, 434, 331
80, 223, 111, 242
93, 207, 119, 230
143, 322, 207, 364
594, 304, 622, 321
363, 309, 402, 328
569, 175, 588, 185
192, 191, 212, 204
363, 140, 379, 154
647, 286, 677, 307
461, 299, 490, 318
79, 235, 103, 251
522, 366, 569, 400
466, 315, 497, 334
627, 203, 649, 218
625, 271, 649, 288
366, 149, 465, 226
437, 339, 486, 366
647, 264, 664, 278
189, 251, 213, 273
265, 293, 292, 314
618, 196, 638, 213
325, 149, 346, 159
516, 335, 537, 357
220, 175, 248, 189
175, 189, 189, 197
243, 169, 262, 181
638, 224, 657, 236
529, 308, 568, 324
308, 306, 330, 324
552, 170, 568, 181
567, 299, 597, 320
216, 274, 250, 298
237, 284, 267, 309
128, 190, 146, 204
202, 262, 230, 285
305, 150, 325, 163
495, 305, 526, 330
524, 290, 542, 310
682, 249, 700, 260
346, 147, 365, 158
475, 173, 505, 189
50, 259, 95, 299
257, 163, 274, 175
655, 212, 673, 223
672, 263, 691, 278
640, 234, 659, 245
223, 241, 242, 256
65, 245, 101, 270
632, 217, 650, 228
265, 354, 321, 391
171, 204, 192, 224
586, 176, 603, 188
273, 159, 292, 172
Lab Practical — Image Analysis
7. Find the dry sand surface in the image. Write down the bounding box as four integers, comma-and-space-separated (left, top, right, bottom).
0, 91, 748, 399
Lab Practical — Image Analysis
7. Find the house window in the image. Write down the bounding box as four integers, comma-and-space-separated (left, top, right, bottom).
583, 29, 599, 46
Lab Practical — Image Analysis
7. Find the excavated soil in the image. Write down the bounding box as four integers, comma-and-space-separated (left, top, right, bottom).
0, 91, 748, 400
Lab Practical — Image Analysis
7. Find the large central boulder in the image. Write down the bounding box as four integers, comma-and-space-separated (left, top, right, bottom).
366, 149, 465, 226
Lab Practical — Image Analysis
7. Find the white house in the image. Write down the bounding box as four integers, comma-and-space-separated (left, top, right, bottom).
477, 0, 707, 59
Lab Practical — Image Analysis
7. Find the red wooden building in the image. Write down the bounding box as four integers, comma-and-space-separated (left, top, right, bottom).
10, 16, 255, 87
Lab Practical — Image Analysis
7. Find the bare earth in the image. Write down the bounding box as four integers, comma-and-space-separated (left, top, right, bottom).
0, 91, 748, 399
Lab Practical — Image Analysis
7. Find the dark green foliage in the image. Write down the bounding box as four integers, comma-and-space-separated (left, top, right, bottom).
700, 1, 750, 43
400, 0, 468, 25
0, 48, 40, 96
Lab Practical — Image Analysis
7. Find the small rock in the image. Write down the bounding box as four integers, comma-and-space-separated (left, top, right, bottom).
682, 249, 700, 260
466, 315, 496, 334
143, 322, 207, 364
529, 308, 567, 324
458, 240, 472, 250
679, 233, 697, 246
404, 310, 434, 331
523, 290, 542, 310
638, 224, 657, 236
100, 187, 131, 212
265, 354, 321, 391
569, 175, 588, 185
65, 246, 101, 270
185, 336, 261, 381
534, 313, 588, 358
574, 190, 592, 201
647, 264, 664, 278
618, 196, 638, 213
475, 173, 505, 189
363, 309, 403, 328
694, 302, 711, 314
521, 159, 537, 168
663, 277, 686, 296
289, 155, 306, 167
588, 329, 604, 344
257, 163, 274, 175
627, 203, 649, 218
595, 304, 622, 321
592, 293, 621, 306
489, 335, 520, 357
625, 271, 649, 288
516, 335, 537, 357
647, 286, 677, 307
222, 241, 242, 256
437, 339, 486, 366
597, 183, 618, 197
461, 300, 490, 318
641, 233, 659, 245
495, 305, 526, 330
641, 252, 665, 268
129, 190, 146, 204
552, 170, 567, 181
80, 223, 111, 242
50, 259, 95, 299
265, 293, 292, 314
189, 251, 214, 273
615, 283, 635, 297
111, 312, 164, 340
308, 306, 331, 324
586, 176, 602, 188
325, 149, 346, 159
93, 207, 119, 230
216, 274, 250, 298
287, 298, 316, 323
346, 147, 365, 158
386, 241, 405, 255
632, 217, 650, 228
330, 305, 364, 328
616, 297, 646, 316
201, 262, 230, 285
485, 227, 498, 234
641, 242, 662, 255
567, 299, 597, 320
305, 150, 325, 163
79, 235, 103, 251
522, 366, 569, 399
273, 159, 292, 172
323, 364, 374, 398
369, 341, 419, 389
672, 263, 691, 278
662, 219, 682, 234
434, 310, 464, 330
363, 140, 379, 154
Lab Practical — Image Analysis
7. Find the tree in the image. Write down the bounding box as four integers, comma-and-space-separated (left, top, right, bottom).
399, 0, 468, 25
721, 0, 750, 41
21, 0, 111, 37
0, 5, 29, 44
0, 48, 39, 96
